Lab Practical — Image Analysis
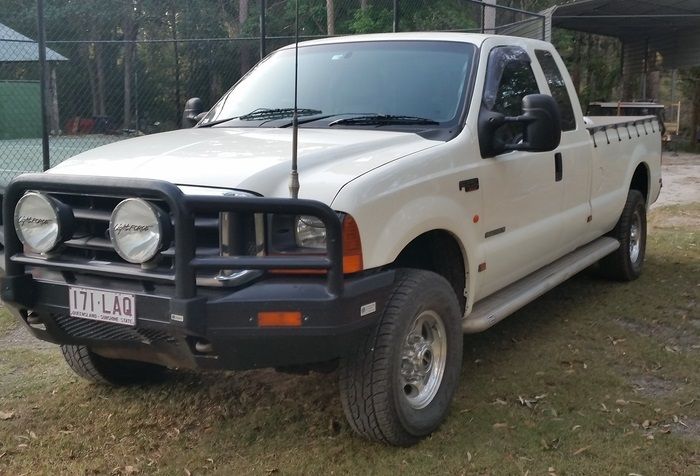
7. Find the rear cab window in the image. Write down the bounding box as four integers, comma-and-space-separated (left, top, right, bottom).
534, 49, 577, 131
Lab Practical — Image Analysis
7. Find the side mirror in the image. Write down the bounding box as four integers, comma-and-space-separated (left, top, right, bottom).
182, 97, 206, 128
479, 94, 562, 158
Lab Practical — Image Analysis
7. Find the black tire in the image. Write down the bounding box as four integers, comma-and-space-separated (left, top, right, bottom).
61, 345, 167, 386
338, 269, 463, 446
599, 189, 647, 281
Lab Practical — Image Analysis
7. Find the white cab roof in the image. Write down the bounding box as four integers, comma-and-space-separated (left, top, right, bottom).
281, 32, 549, 50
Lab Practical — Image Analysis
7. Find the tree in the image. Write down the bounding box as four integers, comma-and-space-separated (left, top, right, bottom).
679, 68, 700, 150
122, 1, 139, 129
327, 0, 335, 35
239, 0, 251, 75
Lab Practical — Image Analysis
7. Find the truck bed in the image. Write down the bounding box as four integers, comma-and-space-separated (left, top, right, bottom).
584, 115, 660, 148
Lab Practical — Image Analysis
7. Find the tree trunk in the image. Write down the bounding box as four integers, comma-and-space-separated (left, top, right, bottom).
692, 79, 700, 150
94, 44, 107, 117
360, 0, 368, 10
48, 65, 60, 134
82, 42, 99, 117
571, 32, 581, 94
88, 18, 107, 118
645, 49, 661, 102
326, 0, 335, 35
584, 34, 593, 105
122, 1, 138, 129
170, 3, 182, 126
239, 0, 250, 76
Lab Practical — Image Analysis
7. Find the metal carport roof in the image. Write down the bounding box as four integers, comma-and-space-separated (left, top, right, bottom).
551, 0, 700, 39
546, 0, 700, 70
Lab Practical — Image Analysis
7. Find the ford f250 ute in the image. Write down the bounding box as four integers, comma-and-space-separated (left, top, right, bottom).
0, 33, 661, 446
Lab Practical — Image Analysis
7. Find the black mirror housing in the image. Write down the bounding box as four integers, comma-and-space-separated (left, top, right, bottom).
516, 94, 562, 152
182, 97, 205, 128
479, 94, 562, 158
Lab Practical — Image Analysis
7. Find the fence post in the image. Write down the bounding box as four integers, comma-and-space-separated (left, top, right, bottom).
541, 16, 546, 41
36, 0, 50, 171
259, 0, 266, 60
481, 3, 485, 33
393, 0, 399, 32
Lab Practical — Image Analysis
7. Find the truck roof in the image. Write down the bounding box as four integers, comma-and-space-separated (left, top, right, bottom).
282, 32, 552, 50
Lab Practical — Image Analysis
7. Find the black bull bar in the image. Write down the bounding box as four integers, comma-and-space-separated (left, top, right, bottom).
1, 174, 345, 322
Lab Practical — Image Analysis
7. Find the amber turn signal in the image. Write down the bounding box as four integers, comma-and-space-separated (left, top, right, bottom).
258, 311, 302, 327
342, 214, 363, 274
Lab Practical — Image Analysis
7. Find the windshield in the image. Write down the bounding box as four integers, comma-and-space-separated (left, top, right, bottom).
200, 40, 476, 130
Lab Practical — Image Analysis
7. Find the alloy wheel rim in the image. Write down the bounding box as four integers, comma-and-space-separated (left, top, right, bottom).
629, 209, 642, 263
399, 310, 447, 410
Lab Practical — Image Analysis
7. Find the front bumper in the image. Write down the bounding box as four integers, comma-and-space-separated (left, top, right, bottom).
0, 174, 394, 370
2, 271, 394, 369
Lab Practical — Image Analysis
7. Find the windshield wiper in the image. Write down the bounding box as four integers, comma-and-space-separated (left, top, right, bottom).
198, 116, 237, 128
198, 108, 323, 127
328, 114, 439, 127
239, 108, 322, 121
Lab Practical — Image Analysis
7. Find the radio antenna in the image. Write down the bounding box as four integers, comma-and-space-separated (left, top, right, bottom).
288, 0, 300, 199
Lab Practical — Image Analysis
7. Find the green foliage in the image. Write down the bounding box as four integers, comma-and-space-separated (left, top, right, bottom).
402, 0, 480, 32
347, 6, 393, 34
678, 67, 700, 149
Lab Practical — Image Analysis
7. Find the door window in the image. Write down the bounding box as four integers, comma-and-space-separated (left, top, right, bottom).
482, 46, 540, 145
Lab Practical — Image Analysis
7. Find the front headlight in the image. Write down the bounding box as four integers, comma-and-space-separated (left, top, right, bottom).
109, 198, 170, 264
14, 192, 71, 254
295, 215, 326, 249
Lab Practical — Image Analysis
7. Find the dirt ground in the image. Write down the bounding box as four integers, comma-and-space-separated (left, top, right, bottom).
654, 152, 700, 208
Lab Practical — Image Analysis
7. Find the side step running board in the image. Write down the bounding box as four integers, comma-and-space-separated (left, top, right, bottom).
462, 237, 620, 333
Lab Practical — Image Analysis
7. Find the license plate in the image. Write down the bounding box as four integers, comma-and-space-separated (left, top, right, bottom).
68, 286, 136, 326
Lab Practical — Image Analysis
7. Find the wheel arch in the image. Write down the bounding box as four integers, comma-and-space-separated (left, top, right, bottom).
392, 229, 472, 315
629, 162, 650, 204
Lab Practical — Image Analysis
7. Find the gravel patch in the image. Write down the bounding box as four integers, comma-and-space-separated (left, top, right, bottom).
653, 152, 700, 208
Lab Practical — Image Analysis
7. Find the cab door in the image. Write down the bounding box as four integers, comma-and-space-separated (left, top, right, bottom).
476, 45, 565, 298
533, 48, 594, 253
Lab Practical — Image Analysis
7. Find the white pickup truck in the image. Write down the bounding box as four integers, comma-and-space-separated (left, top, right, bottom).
1, 32, 661, 446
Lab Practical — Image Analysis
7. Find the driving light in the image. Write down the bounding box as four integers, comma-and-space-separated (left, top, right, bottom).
109, 198, 170, 264
14, 192, 71, 254
295, 215, 326, 249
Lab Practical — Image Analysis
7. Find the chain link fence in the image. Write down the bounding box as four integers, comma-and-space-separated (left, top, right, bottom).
0, 0, 545, 186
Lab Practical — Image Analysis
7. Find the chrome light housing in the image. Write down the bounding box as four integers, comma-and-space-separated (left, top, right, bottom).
295, 215, 326, 249
109, 198, 170, 264
14, 192, 71, 254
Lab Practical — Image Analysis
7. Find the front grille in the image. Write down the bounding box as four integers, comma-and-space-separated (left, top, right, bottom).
54, 314, 175, 343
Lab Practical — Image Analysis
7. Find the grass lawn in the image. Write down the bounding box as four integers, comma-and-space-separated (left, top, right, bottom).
0, 204, 697, 475
0, 308, 17, 336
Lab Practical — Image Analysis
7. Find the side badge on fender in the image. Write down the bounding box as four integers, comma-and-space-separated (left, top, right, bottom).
360, 302, 377, 317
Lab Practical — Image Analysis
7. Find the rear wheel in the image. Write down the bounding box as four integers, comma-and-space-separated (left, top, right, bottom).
338, 269, 463, 446
61, 345, 167, 385
599, 189, 647, 281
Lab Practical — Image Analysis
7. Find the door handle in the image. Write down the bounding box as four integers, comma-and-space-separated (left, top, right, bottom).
554, 152, 563, 182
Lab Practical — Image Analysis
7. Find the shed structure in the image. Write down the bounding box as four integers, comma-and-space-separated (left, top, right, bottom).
0, 21, 67, 137
544, 0, 700, 100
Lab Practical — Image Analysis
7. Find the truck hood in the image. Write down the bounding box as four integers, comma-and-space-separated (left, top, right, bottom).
49, 128, 439, 204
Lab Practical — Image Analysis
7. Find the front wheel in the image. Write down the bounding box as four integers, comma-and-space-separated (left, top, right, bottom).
338, 269, 463, 446
61, 345, 167, 386
599, 189, 647, 281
